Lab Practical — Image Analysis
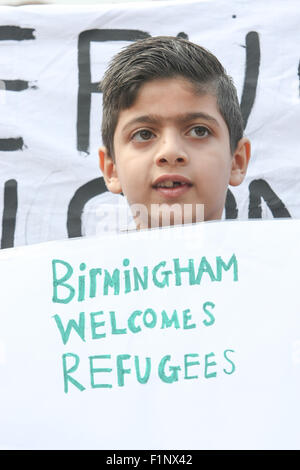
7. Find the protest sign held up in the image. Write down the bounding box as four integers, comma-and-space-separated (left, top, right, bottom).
0, 219, 299, 449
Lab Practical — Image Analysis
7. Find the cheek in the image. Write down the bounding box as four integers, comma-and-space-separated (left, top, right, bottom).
194, 155, 232, 195
117, 164, 148, 202
210, 149, 232, 176
196, 152, 230, 177
122, 158, 150, 182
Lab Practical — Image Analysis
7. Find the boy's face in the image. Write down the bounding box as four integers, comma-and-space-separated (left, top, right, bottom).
99, 77, 250, 228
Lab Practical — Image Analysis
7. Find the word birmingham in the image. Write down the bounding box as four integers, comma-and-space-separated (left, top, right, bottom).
52, 254, 238, 303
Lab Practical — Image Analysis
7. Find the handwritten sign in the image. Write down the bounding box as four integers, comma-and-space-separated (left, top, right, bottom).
0, 219, 300, 449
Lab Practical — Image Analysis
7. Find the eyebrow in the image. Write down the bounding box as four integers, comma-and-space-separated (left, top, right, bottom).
121, 112, 220, 133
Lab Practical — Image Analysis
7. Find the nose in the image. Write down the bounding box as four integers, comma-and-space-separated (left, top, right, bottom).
155, 131, 189, 167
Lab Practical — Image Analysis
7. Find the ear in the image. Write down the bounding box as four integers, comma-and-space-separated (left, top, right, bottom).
229, 137, 251, 186
98, 146, 122, 194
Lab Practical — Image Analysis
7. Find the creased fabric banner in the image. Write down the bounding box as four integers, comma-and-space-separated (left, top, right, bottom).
0, 218, 300, 450
0, 0, 299, 248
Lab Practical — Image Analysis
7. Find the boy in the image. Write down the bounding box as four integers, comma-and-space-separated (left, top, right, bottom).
99, 36, 250, 229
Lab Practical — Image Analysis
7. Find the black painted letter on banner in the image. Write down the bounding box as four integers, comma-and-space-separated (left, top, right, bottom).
1, 179, 18, 249
298, 61, 300, 98
240, 31, 260, 130
67, 177, 107, 238
225, 189, 238, 219
248, 179, 291, 218
0, 26, 36, 151
77, 29, 151, 154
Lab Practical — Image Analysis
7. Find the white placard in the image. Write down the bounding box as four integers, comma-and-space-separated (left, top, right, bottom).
0, 218, 299, 450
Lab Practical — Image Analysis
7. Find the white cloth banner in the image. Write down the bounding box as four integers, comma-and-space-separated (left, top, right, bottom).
0, 219, 300, 450
0, 0, 299, 249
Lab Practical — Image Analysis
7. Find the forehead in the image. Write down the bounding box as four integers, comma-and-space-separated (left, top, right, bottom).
115, 77, 227, 132
131, 77, 214, 111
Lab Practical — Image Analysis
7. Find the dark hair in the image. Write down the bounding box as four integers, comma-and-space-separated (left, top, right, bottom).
101, 36, 244, 158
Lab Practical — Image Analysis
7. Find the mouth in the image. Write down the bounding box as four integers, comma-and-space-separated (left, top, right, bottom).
152, 175, 192, 198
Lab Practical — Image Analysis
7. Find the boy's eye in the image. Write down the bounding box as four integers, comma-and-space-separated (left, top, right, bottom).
188, 126, 210, 138
132, 129, 155, 141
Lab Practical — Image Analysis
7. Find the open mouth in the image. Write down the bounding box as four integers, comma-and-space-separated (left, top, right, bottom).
154, 181, 191, 188
152, 176, 192, 199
